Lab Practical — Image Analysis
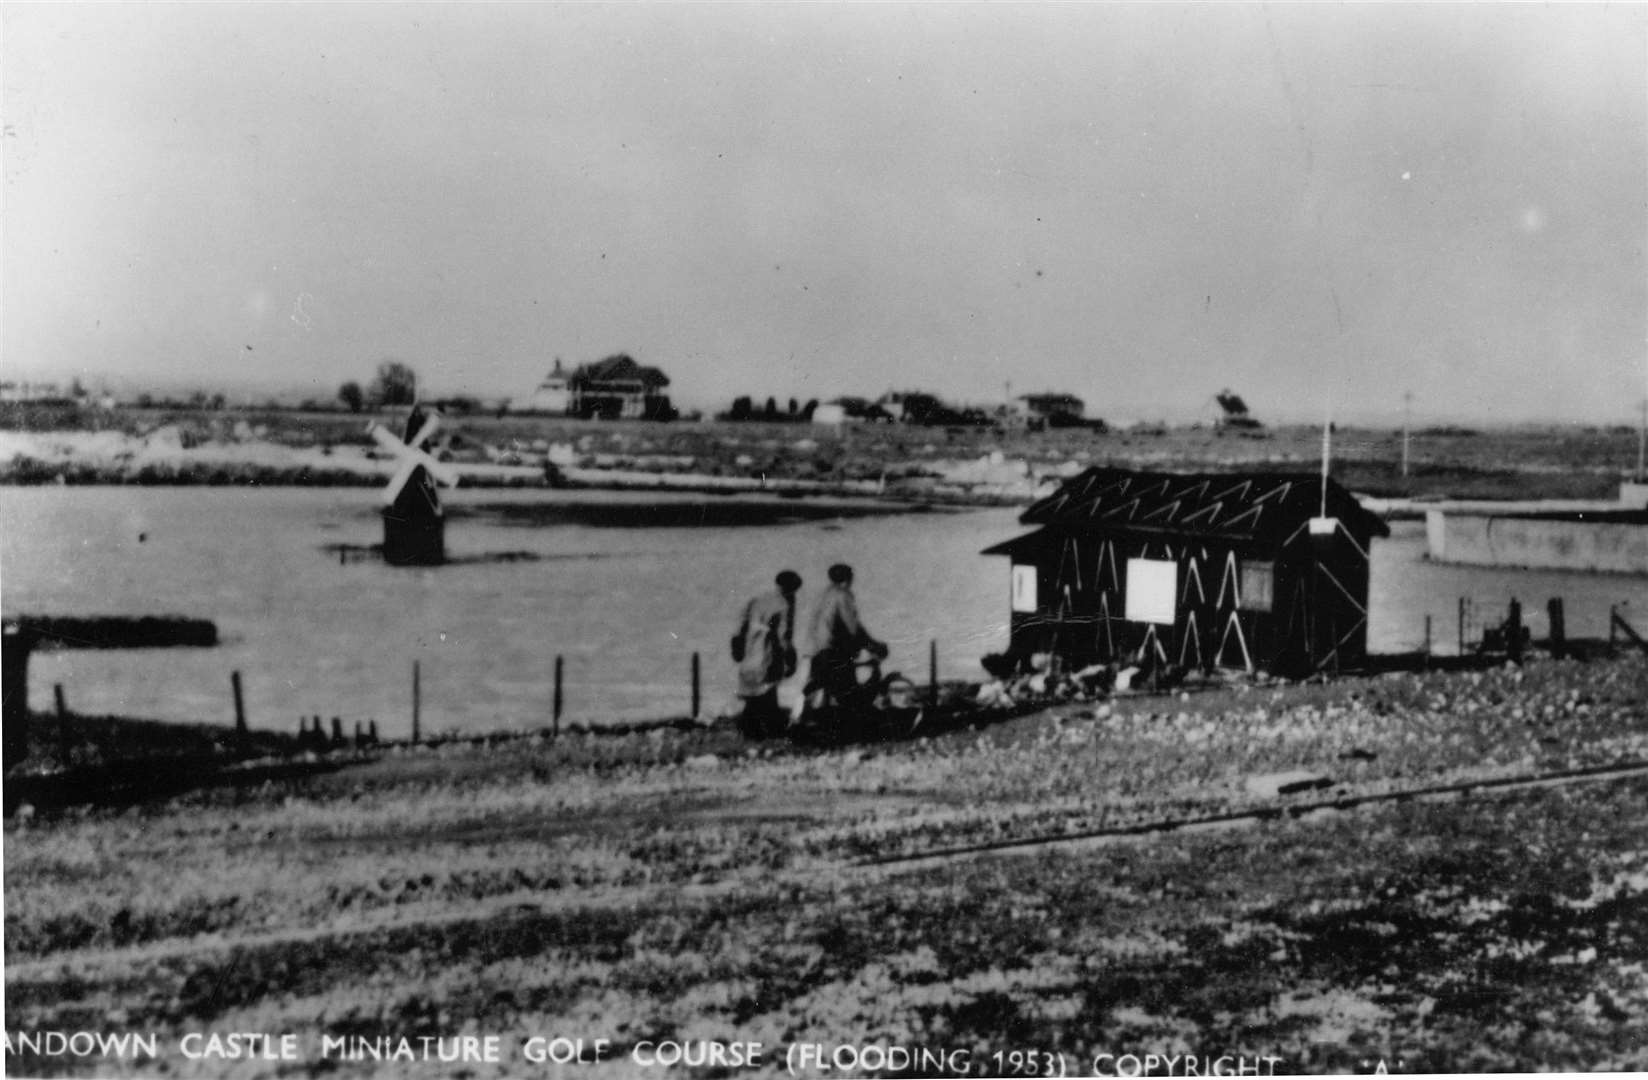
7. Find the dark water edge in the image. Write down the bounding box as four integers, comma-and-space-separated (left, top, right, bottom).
449, 497, 956, 529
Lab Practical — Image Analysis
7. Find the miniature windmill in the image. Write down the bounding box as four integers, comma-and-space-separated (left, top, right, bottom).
369, 405, 459, 565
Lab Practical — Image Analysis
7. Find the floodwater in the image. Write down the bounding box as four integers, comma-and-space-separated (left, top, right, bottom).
2, 487, 1644, 736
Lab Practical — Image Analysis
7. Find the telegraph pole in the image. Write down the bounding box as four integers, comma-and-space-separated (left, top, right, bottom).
1638, 354, 1647, 483
1402, 391, 1413, 479
1637, 395, 1646, 484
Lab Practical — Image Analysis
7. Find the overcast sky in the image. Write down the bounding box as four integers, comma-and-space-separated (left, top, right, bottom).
4, 3, 1644, 423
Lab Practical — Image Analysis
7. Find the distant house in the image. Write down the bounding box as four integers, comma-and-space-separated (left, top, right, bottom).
983, 468, 1389, 677
524, 355, 675, 420
527, 360, 573, 414
830, 396, 888, 421
0, 380, 74, 405
1214, 389, 1263, 430
1015, 392, 1087, 429
874, 390, 991, 427
873, 390, 925, 423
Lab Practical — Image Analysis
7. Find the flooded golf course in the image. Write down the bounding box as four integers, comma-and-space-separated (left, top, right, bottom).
4, 486, 1645, 735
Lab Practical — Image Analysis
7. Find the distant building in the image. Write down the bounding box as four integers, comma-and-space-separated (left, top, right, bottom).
1214, 389, 1263, 430
873, 390, 924, 423
1014, 392, 1087, 429
874, 390, 991, 427
0, 380, 73, 404
527, 360, 573, 414
523, 355, 675, 420
811, 403, 849, 426
829, 396, 888, 421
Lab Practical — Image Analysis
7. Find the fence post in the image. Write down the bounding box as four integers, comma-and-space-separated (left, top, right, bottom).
54, 683, 69, 764
231, 670, 247, 750
411, 660, 421, 745
1547, 598, 1566, 659
691, 651, 701, 720
553, 654, 564, 736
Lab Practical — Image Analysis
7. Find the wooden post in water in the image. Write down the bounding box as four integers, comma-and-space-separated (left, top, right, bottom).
553, 655, 564, 736
1423, 616, 1432, 664
55, 683, 69, 764
231, 670, 247, 750
929, 640, 938, 707
1547, 598, 1566, 659
411, 660, 421, 744
1506, 598, 1524, 663
690, 652, 701, 721
1457, 597, 1467, 656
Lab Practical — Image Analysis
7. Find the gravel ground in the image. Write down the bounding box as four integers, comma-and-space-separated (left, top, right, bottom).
4, 652, 1645, 1076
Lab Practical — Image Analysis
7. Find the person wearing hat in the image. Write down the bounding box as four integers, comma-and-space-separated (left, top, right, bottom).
730, 570, 803, 737
806, 563, 887, 709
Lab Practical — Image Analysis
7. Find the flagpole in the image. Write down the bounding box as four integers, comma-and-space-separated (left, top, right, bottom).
1320, 410, 1332, 519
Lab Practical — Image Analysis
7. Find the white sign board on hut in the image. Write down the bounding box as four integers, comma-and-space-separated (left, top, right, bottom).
1125, 558, 1177, 625
1011, 564, 1038, 613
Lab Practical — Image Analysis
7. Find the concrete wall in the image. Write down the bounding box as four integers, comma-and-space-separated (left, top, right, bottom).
1427, 510, 1648, 575
1621, 481, 1648, 508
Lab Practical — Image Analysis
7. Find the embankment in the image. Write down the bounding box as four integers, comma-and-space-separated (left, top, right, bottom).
1427, 509, 1648, 575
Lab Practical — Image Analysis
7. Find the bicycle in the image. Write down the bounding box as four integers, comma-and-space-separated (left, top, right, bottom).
792, 651, 925, 745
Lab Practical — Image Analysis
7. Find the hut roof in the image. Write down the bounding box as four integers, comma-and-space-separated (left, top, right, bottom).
575, 354, 670, 389
1013, 467, 1389, 543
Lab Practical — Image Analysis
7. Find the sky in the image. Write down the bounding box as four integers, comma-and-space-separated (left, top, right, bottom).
3, 3, 1644, 425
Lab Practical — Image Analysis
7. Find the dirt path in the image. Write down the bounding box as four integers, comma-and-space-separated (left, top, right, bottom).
13, 759, 1645, 989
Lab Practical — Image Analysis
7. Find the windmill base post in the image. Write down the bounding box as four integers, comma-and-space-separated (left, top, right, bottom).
2, 630, 34, 769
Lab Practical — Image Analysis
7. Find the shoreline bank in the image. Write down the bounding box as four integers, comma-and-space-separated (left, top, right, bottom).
6, 642, 1632, 814
5, 651, 1646, 1073
1, 419, 1637, 507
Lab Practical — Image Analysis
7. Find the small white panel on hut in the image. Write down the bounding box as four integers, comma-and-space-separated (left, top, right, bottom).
1011, 564, 1038, 613
1124, 558, 1176, 625
1244, 770, 1333, 798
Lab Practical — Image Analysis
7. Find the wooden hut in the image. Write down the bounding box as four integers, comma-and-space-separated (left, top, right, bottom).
983, 468, 1390, 676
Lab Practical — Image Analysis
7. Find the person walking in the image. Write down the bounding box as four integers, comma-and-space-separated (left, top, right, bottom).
806, 563, 887, 707
731, 570, 803, 737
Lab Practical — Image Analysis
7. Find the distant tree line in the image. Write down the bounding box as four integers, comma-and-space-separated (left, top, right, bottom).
338, 361, 418, 413
718, 396, 819, 423
715, 390, 1011, 428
